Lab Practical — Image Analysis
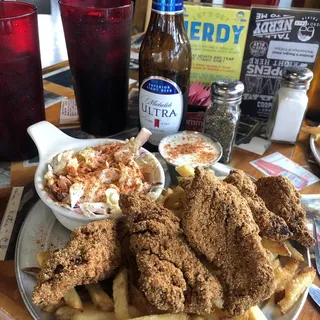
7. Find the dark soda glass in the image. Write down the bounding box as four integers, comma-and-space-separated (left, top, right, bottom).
59, 0, 133, 136
0, 2, 45, 161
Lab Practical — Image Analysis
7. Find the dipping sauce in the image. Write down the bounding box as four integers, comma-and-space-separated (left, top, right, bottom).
159, 131, 222, 167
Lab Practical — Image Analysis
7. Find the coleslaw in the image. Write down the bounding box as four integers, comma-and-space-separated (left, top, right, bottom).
44, 136, 158, 217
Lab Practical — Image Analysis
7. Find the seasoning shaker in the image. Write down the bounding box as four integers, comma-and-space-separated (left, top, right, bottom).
267, 67, 313, 144
203, 81, 244, 163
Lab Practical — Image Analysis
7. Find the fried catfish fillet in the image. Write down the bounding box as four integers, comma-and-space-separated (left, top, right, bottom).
256, 176, 315, 248
33, 220, 121, 307
119, 193, 223, 315
224, 170, 292, 241
182, 167, 274, 316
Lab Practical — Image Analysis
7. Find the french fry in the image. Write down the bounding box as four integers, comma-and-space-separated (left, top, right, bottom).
64, 288, 83, 311
284, 241, 304, 262
314, 134, 320, 147
157, 188, 174, 205
163, 188, 174, 196
204, 313, 223, 320
301, 126, 320, 135
55, 305, 81, 320
129, 305, 143, 318
83, 302, 99, 311
261, 238, 290, 256
36, 251, 51, 267
176, 165, 195, 177
164, 190, 185, 210
129, 314, 189, 320
203, 315, 219, 320
274, 258, 300, 292
129, 282, 159, 315
234, 311, 249, 320
205, 306, 230, 320
265, 250, 278, 263
173, 185, 185, 193
85, 283, 114, 311
248, 306, 268, 320
278, 267, 316, 313
113, 268, 130, 320
72, 310, 117, 320
42, 299, 65, 313
272, 258, 281, 270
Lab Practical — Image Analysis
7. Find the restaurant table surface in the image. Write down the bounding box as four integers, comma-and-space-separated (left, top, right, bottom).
0, 62, 319, 319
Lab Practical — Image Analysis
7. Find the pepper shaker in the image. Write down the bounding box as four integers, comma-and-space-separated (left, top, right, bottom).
203, 81, 244, 163
267, 67, 313, 144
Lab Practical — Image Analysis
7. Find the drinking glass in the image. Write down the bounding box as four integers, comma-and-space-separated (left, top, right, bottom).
0, 2, 45, 161
59, 0, 133, 136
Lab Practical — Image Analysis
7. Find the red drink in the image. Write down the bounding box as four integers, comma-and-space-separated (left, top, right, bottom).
0, 2, 45, 161
59, 0, 133, 136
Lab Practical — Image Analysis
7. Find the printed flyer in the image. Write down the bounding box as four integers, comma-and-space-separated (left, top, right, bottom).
184, 3, 250, 84
240, 6, 320, 120
251, 152, 319, 190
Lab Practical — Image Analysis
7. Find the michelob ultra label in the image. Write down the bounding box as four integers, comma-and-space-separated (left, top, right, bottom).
139, 77, 183, 146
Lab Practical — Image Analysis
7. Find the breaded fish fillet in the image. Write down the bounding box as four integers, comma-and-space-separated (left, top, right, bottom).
182, 167, 274, 316
33, 220, 121, 307
256, 176, 315, 248
224, 170, 292, 241
119, 193, 223, 315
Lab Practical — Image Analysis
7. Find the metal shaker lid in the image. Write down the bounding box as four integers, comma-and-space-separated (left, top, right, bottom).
211, 80, 244, 103
281, 67, 313, 90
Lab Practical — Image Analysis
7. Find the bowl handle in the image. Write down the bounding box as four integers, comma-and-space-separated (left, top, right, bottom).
28, 121, 77, 160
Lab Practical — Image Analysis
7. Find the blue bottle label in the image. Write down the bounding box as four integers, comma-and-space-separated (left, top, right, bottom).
139, 77, 183, 146
152, 0, 183, 13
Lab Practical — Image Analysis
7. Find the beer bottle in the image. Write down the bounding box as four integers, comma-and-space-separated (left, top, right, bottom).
139, 0, 192, 151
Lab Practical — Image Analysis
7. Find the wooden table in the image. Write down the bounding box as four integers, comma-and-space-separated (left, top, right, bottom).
0, 62, 319, 319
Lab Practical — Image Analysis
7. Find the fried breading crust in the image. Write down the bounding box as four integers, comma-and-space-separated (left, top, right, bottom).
182, 168, 274, 316
119, 193, 223, 315
224, 170, 292, 241
33, 220, 121, 307
256, 176, 315, 248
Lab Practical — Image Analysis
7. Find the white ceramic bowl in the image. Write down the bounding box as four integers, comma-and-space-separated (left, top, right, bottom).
28, 121, 165, 231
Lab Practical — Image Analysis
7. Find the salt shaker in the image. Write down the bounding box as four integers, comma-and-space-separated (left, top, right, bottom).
203, 81, 244, 163
267, 67, 313, 144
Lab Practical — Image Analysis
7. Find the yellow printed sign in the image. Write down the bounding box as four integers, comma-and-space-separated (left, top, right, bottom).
184, 4, 250, 84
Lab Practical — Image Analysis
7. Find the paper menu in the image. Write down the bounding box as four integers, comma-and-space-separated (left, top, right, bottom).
184, 4, 250, 84
240, 6, 320, 120
251, 152, 319, 190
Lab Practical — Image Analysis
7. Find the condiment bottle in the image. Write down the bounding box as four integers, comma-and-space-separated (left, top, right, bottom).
203, 81, 244, 164
138, 0, 192, 152
266, 67, 313, 144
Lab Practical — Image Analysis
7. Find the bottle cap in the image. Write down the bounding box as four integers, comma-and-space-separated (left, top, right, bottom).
211, 80, 244, 103
281, 67, 313, 90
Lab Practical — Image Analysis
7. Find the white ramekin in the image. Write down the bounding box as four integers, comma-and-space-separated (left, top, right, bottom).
28, 121, 165, 231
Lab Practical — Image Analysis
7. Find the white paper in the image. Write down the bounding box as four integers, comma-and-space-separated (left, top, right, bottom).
267, 41, 318, 63
236, 137, 271, 155
59, 98, 79, 125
